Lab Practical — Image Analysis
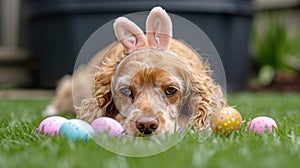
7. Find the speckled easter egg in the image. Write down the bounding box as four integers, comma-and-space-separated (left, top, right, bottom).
248, 116, 277, 134
59, 119, 94, 141
210, 107, 242, 135
91, 117, 124, 137
38, 116, 68, 136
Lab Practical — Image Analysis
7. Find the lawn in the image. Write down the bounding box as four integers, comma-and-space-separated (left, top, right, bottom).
1, 92, 300, 168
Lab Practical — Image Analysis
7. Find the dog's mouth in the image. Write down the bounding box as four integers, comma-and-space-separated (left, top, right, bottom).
119, 118, 181, 138
120, 127, 162, 138
124, 121, 164, 137
129, 129, 165, 138
115, 112, 189, 138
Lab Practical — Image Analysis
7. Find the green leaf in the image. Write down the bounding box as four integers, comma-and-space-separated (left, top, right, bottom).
258, 65, 275, 86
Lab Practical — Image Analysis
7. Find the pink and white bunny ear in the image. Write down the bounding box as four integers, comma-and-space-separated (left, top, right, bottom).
146, 7, 173, 50
114, 17, 146, 54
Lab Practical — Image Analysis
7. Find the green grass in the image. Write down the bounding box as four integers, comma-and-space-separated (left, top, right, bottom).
1, 92, 300, 168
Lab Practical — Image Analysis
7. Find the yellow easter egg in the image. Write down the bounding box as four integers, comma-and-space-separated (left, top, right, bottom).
210, 107, 242, 135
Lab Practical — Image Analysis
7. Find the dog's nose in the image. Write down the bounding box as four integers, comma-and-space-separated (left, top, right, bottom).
136, 117, 159, 135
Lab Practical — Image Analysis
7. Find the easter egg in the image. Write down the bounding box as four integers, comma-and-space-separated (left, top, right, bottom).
248, 116, 277, 134
59, 119, 94, 141
210, 107, 242, 135
38, 116, 68, 136
91, 117, 124, 137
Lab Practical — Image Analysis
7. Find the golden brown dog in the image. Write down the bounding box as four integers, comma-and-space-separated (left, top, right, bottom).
43, 7, 227, 136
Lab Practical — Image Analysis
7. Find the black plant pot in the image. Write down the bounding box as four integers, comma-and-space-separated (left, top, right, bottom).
27, 0, 253, 91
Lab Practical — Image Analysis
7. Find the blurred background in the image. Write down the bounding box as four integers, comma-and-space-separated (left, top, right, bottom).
0, 0, 299, 94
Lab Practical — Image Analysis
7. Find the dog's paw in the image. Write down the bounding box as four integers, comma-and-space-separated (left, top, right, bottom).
42, 105, 60, 117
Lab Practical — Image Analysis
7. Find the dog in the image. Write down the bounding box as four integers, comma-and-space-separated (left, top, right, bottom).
43, 7, 227, 136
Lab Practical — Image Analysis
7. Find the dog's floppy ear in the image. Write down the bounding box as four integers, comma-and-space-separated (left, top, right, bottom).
114, 17, 146, 54
146, 7, 172, 50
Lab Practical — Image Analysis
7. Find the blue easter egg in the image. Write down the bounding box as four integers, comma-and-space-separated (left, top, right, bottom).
59, 119, 94, 141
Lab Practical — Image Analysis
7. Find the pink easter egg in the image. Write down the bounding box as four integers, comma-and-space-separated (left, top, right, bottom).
248, 116, 277, 134
38, 116, 68, 136
91, 117, 124, 137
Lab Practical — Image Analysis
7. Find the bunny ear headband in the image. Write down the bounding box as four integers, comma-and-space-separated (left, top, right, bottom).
113, 6, 172, 54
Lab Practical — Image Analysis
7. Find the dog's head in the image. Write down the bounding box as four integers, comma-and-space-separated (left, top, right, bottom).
112, 49, 192, 136
110, 7, 195, 136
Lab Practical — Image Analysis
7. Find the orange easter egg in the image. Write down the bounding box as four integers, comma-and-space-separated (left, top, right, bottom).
210, 107, 242, 135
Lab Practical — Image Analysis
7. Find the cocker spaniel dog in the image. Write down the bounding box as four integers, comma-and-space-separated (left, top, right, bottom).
43, 7, 227, 136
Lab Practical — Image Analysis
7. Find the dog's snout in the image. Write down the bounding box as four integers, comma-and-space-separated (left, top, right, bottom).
136, 117, 159, 135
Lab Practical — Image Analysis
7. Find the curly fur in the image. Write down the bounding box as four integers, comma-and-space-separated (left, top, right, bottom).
77, 39, 227, 132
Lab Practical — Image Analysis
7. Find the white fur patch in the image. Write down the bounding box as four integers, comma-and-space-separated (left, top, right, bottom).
42, 105, 59, 117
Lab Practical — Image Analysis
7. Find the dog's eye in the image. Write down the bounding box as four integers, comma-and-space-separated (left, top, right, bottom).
165, 86, 178, 96
119, 87, 133, 97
